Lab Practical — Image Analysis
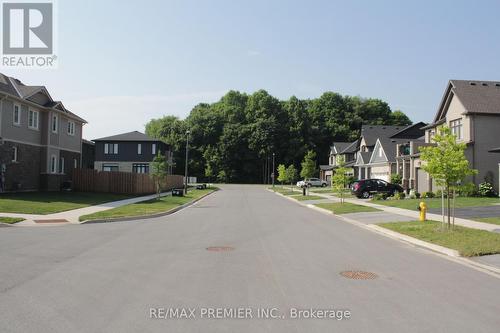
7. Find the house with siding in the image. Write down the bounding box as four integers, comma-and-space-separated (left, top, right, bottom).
354, 123, 425, 183
320, 141, 357, 183
93, 131, 172, 174
405, 80, 500, 193
354, 125, 405, 181
0, 74, 86, 191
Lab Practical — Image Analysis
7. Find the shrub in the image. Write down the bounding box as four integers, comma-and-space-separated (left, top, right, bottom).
415, 192, 421, 199
395, 192, 406, 200
478, 182, 496, 197
372, 193, 387, 201
390, 173, 402, 185
457, 183, 478, 197
435, 189, 448, 198
422, 191, 435, 198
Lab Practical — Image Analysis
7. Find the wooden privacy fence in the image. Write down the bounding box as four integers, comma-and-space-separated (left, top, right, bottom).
72, 169, 184, 195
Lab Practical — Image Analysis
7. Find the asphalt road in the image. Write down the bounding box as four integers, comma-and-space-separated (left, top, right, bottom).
0, 185, 499, 332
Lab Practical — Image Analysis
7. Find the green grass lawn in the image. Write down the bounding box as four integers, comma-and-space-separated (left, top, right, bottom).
79, 188, 214, 221
315, 202, 381, 214
374, 197, 500, 210
271, 187, 299, 196
379, 221, 500, 257
474, 217, 500, 226
292, 195, 325, 201
0, 217, 25, 224
0, 192, 135, 215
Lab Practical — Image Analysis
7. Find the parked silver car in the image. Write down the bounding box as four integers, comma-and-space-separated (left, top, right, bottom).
296, 178, 328, 188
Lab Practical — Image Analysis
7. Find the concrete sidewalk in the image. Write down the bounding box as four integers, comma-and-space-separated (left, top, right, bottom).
1, 191, 173, 227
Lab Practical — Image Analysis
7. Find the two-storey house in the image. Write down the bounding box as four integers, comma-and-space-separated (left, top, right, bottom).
320, 140, 358, 184
419, 80, 500, 192
93, 131, 172, 174
0, 74, 86, 191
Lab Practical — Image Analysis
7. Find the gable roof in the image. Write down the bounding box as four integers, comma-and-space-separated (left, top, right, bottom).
360, 125, 405, 147
389, 122, 427, 139
434, 80, 500, 123
0, 73, 86, 123
340, 139, 359, 154
93, 131, 160, 142
356, 151, 372, 165
377, 137, 410, 163
331, 142, 351, 154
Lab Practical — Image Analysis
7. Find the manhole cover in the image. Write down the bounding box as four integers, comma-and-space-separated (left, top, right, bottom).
206, 246, 234, 252
340, 271, 378, 280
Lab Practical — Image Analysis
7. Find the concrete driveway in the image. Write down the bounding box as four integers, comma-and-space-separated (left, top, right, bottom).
0, 185, 499, 332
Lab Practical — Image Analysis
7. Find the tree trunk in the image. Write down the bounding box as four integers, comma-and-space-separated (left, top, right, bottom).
452, 188, 456, 229
447, 186, 451, 229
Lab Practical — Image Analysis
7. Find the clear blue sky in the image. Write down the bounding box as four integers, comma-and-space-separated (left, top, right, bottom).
4, 0, 500, 139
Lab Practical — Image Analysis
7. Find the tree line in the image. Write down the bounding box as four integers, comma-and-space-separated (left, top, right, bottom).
145, 90, 412, 183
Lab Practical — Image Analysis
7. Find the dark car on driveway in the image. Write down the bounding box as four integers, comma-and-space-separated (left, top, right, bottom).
351, 179, 403, 199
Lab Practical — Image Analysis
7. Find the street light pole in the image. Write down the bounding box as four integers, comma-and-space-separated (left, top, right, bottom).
184, 130, 190, 195
272, 152, 275, 188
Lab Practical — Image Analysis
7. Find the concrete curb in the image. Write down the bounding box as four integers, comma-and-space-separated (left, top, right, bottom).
270, 189, 500, 278
81, 189, 218, 224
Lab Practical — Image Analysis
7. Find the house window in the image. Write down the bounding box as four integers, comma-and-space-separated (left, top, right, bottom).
74, 158, 78, 169
133, 163, 149, 174
28, 109, 39, 129
138, 143, 142, 155
13, 104, 21, 125
104, 143, 118, 154
379, 149, 383, 157
102, 164, 119, 172
12, 146, 18, 162
50, 155, 57, 173
52, 114, 58, 133
450, 119, 462, 140
152, 143, 156, 155
59, 157, 65, 174
67, 121, 75, 135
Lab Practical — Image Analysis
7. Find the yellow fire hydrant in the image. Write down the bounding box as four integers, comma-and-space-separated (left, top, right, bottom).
418, 201, 427, 222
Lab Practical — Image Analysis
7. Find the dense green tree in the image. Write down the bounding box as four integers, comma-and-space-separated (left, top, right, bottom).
145, 90, 412, 183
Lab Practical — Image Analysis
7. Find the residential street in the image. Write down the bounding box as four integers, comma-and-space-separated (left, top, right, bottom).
0, 185, 499, 332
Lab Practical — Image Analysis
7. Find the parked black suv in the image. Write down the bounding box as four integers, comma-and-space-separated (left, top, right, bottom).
351, 179, 403, 199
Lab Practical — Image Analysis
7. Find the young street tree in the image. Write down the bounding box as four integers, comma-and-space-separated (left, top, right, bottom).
150, 153, 169, 200
420, 126, 477, 228
300, 150, 317, 179
285, 164, 298, 192
332, 156, 349, 204
300, 150, 317, 194
277, 164, 287, 187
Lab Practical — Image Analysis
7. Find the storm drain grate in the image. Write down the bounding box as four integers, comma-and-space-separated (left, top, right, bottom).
206, 246, 234, 252
340, 271, 378, 280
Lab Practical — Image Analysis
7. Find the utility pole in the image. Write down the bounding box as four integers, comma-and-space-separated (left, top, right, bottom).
272, 152, 275, 188
184, 130, 190, 194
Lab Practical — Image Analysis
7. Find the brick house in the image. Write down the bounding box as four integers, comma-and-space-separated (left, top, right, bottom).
0, 74, 86, 191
